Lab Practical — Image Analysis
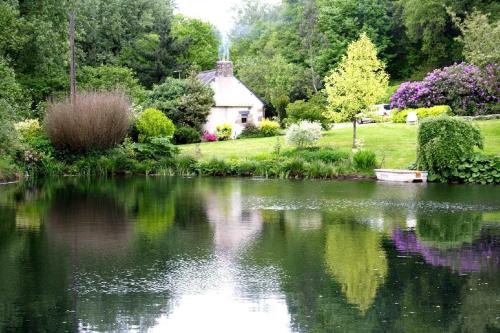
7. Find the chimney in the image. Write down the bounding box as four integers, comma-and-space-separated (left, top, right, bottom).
216, 60, 233, 77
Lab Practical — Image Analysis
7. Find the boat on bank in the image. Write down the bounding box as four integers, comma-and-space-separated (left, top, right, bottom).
375, 169, 428, 183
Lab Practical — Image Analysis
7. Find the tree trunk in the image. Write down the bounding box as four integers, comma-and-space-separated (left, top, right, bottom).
352, 119, 357, 148
69, 11, 77, 107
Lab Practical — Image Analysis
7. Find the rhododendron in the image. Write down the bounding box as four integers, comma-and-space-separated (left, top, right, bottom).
391, 63, 498, 115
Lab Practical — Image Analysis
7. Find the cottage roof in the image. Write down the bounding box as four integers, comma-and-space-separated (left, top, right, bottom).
197, 70, 217, 85
196, 69, 265, 108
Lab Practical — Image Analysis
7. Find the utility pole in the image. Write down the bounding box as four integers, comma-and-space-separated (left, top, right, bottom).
69, 11, 77, 107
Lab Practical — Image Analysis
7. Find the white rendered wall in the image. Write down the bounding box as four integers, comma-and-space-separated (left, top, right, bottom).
203, 76, 265, 138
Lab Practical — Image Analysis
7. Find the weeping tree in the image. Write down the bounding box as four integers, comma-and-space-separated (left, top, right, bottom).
325, 33, 388, 147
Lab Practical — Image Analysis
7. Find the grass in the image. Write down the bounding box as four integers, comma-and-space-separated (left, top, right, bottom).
180, 120, 500, 169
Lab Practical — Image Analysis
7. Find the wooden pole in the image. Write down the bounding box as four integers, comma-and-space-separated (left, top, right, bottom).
69, 11, 77, 107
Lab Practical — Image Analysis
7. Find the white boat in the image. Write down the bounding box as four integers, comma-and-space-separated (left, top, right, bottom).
374, 169, 428, 183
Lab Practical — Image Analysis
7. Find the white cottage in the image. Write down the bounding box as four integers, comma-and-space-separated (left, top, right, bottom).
197, 61, 265, 138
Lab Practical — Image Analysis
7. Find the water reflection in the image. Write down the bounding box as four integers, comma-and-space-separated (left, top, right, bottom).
0, 178, 499, 332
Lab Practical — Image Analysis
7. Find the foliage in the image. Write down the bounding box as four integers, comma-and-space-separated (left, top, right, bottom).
450, 10, 500, 67
0, 156, 19, 181
451, 154, 500, 184
216, 124, 233, 141
281, 147, 350, 164
235, 54, 304, 115
45, 92, 132, 152
15, 119, 43, 143
392, 105, 452, 123
258, 119, 281, 137
173, 126, 201, 144
78, 66, 147, 103
202, 132, 217, 142
171, 15, 220, 71
135, 108, 175, 143
0, 57, 29, 117
317, 0, 394, 77
285, 121, 322, 149
417, 116, 483, 182
353, 150, 377, 170
390, 63, 498, 115
0, 100, 19, 156
286, 92, 329, 129
146, 76, 214, 131
239, 123, 261, 138
77, 0, 178, 88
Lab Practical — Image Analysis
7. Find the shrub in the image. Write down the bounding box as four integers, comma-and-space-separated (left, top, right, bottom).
173, 126, 201, 144
15, 119, 43, 142
239, 123, 261, 138
353, 150, 377, 170
259, 119, 281, 137
417, 116, 483, 182
216, 124, 232, 141
452, 154, 500, 184
145, 75, 214, 131
285, 121, 322, 149
135, 108, 175, 143
282, 147, 350, 164
45, 92, 132, 152
286, 93, 329, 129
390, 63, 498, 115
392, 105, 452, 123
202, 132, 217, 142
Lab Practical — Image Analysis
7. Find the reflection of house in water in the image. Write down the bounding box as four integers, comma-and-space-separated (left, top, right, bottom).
204, 184, 264, 253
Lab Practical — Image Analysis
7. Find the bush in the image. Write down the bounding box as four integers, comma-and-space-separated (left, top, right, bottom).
286, 93, 329, 129
417, 116, 483, 182
173, 126, 201, 144
78, 65, 147, 104
392, 105, 452, 123
239, 123, 261, 138
353, 150, 377, 170
135, 108, 175, 143
146, 75, 214, 131
390, 63, 498, 115
282, 147, 350, 164
452, 154, 500, 184
45, 92, 131, 152
202, 132, 217, 142
216, 124, 232, 141
0, 101, 19, 156
285, 121, 322, 148
259, 119, 281, 137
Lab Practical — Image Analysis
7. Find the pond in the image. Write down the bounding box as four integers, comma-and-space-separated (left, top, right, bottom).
0, 177, 499, 332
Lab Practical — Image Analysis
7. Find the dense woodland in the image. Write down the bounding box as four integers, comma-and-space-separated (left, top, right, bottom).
230, 0, 499, 114
0, 0, 499, 118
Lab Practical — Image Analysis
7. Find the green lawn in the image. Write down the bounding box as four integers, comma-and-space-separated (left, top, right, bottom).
180, 120, 500, 168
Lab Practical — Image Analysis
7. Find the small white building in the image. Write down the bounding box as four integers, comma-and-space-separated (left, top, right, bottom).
197, 61, 265, 138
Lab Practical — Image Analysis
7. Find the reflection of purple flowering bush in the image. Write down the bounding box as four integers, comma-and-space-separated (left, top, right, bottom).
392, 228, 499, 273
391, 63, 499, 115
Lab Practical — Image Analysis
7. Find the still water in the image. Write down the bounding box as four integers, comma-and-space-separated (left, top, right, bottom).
0, 177, 499, 332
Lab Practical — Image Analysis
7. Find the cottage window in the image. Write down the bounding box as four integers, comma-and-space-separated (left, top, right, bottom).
241, 116, 247, 124
239, 111, 250, 124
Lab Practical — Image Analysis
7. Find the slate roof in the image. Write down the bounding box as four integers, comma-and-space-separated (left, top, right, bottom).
197, 70, 217, 85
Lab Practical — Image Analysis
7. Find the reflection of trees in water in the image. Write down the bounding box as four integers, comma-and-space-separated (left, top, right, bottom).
417, 212, 484, 249
453, 274, 500, 332
325, 223, 388, 314
46, 190, 132, 252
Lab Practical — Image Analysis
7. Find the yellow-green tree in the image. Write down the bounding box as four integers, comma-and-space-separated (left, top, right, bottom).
324, 33, 388, 147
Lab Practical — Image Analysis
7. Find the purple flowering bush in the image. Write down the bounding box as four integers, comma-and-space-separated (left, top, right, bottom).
391, 63, 499, 115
